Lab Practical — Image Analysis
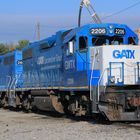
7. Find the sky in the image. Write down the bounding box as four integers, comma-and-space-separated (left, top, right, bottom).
0, 0, 140, 43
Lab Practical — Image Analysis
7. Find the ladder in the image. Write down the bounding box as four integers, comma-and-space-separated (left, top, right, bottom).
7, 74, 21, 107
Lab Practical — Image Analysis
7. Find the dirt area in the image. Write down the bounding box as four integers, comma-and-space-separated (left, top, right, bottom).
0, 109, 139, 140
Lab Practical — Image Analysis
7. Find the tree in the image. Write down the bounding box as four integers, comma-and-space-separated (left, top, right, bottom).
16, 40, 29, 50
0, 43, 9, 54
0, 40, 29, 55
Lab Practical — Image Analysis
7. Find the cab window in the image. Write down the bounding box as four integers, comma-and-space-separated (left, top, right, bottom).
79, 36, 88, 51
109, 37, 123, 45
92, 37, 123, 46
128, 37, 136, 45
92, 38, 106, 46
66, 40, 75, 56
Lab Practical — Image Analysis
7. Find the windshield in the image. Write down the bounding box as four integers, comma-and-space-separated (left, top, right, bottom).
92, 37, 123, 46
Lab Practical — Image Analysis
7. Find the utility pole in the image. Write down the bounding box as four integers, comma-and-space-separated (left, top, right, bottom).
136, 29, 140, 45
37, 22, 40, 41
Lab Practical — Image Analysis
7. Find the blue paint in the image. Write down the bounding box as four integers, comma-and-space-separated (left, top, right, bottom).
88, 70, 100, 86
0, 50, 23, 89
0, 23, 139, 91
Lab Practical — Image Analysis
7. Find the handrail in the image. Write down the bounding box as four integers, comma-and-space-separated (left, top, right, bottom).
13, 74, 22, 91
97, 62, 139, 102
97, 68, 108, 102
90, 57, 95, 101
90, 48, 99, 101
9, 77, 16, 90
7, 76, 12, 91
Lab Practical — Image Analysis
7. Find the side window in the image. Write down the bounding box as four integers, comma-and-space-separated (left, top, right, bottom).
40, 42, 49, 50
4, 55, 14, 65
128, 37, 136, 45
66, 40, 75, 56
79, 36, 88, 51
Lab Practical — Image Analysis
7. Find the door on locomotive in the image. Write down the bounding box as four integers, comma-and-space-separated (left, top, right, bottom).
63, 28, 89, 89
63, 38, 76, 87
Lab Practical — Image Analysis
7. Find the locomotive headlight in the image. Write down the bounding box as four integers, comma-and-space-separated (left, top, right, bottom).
109, 29, 113, 34
110, 76, 115, 83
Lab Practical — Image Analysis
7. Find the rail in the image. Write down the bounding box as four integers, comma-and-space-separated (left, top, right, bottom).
97, 68, 108, 102
90, 48, 99, 101
7, 76, 12, 93
97, 63, 139, 102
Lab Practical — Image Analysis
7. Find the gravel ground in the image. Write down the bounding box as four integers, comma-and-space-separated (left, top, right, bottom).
0, 109, 140, 140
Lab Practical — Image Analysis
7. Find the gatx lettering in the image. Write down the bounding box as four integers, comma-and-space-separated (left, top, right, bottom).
113, 50, 135, 59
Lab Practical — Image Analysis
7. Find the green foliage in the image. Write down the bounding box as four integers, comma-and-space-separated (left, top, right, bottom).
0, 43, 9, 55
16, 40, 29, 50
0, 40, 29, 55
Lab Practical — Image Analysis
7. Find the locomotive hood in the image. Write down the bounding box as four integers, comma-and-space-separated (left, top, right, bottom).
90, 45, 140, 86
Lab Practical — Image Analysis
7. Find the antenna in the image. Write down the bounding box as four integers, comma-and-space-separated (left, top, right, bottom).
78, 0, 101, 27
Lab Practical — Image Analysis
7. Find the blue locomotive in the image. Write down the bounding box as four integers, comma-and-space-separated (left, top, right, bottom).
0, 23, 140, 121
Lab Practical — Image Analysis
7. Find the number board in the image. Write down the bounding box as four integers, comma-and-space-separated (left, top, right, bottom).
90, 28, 106, 35
17, 60, 23, 65
114, 28, 126, 35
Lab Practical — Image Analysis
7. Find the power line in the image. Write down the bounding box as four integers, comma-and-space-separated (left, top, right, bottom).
32, 24, 76, 41
86, 1, 140, 24
33, 0, 140, 37
102, 1, 140, 20
41, 24, 75, 29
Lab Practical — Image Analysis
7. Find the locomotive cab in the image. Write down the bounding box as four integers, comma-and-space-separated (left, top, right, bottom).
63, 23, 140, 121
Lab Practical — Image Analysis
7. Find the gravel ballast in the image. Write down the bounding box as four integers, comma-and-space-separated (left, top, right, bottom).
0, 109, 139, 140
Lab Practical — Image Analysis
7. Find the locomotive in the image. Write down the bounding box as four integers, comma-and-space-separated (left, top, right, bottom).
0, 23, 140, 121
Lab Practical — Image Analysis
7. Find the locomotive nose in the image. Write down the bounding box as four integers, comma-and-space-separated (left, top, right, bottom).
90, 45, 140, 86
